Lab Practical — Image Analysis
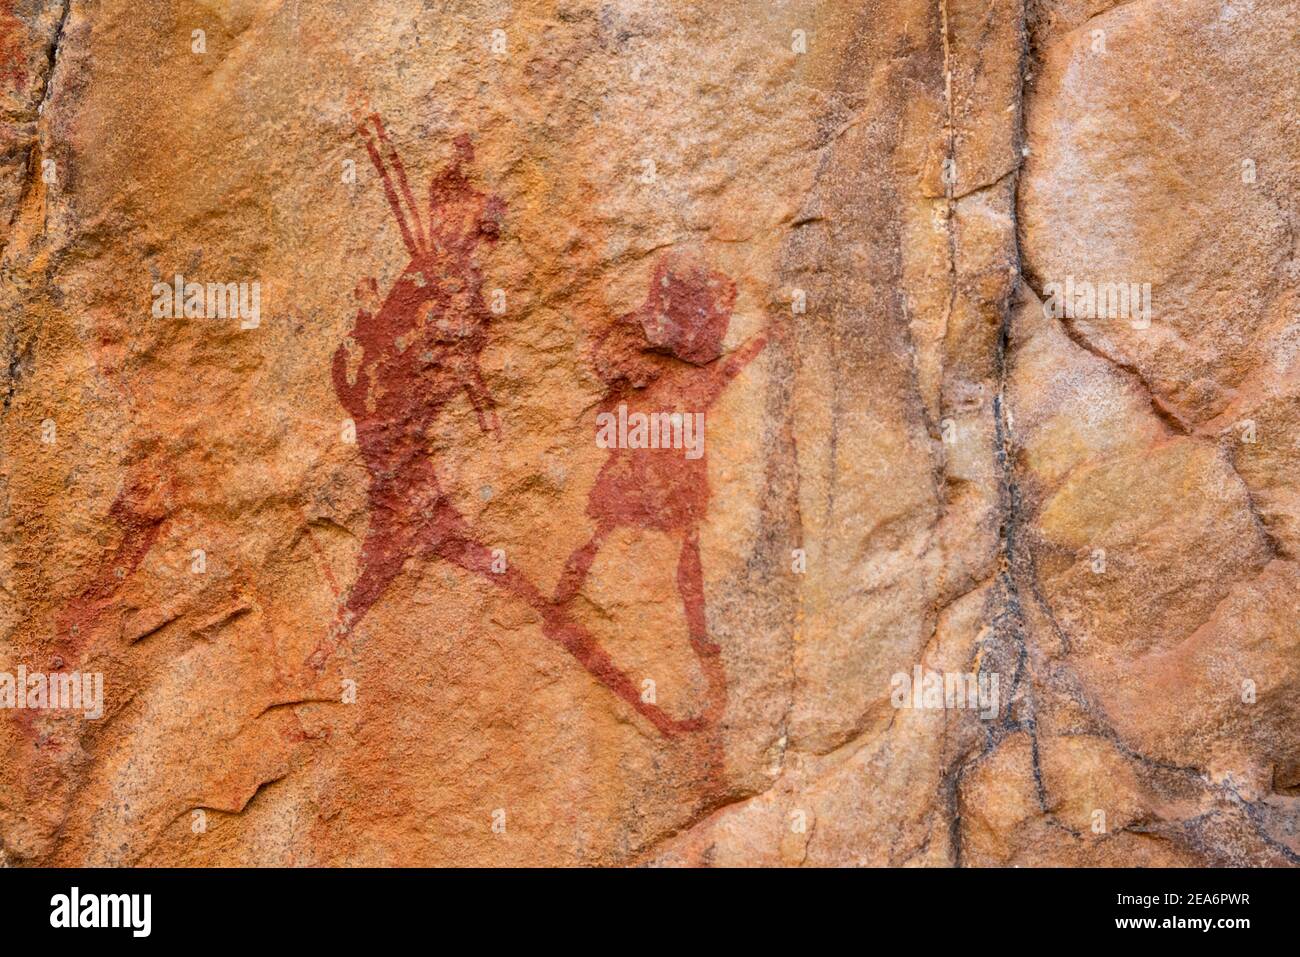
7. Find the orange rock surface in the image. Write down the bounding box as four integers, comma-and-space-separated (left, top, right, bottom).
0, 0, 1295, 866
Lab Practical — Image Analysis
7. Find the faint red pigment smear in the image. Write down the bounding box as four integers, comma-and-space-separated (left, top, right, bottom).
55, 476, 167, 661
12, 476, 165, 751
304, 527, 341, 601
312, 114, 764, 739
0, 0, 25, 90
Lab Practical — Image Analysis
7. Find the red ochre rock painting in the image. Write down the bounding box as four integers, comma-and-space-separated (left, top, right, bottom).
311, 116, 766, 737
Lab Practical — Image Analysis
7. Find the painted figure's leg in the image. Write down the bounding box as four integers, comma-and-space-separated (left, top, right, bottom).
552, 524, 610, 605
308, 459, 440, 668
536, 611, 701, 736
430, 504, 547, 609
307, 509, 412, 669
422, 506, 704, 735
676, 526, 727, 726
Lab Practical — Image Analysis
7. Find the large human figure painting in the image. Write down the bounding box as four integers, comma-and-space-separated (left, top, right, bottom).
313, 115, 766, 738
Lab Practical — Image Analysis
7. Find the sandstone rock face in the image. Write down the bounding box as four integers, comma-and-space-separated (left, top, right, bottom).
0, 0, 1294, 866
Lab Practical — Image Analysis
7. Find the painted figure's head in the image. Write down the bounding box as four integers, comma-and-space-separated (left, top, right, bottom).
592, 254, 737, 389
427, 135, 504, 261
636, 255, 736, 365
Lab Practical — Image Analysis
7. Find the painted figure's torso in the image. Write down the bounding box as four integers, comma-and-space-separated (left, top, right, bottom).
337, 255, 490, 465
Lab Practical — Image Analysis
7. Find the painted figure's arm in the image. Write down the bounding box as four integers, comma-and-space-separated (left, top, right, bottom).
331, 331, 368, 416
334, 279, 382, 416
709, 334, 768, 399
465, 365, 500, 437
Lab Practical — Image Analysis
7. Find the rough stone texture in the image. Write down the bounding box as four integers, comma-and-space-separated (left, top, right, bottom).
0, 0, 1295, 866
